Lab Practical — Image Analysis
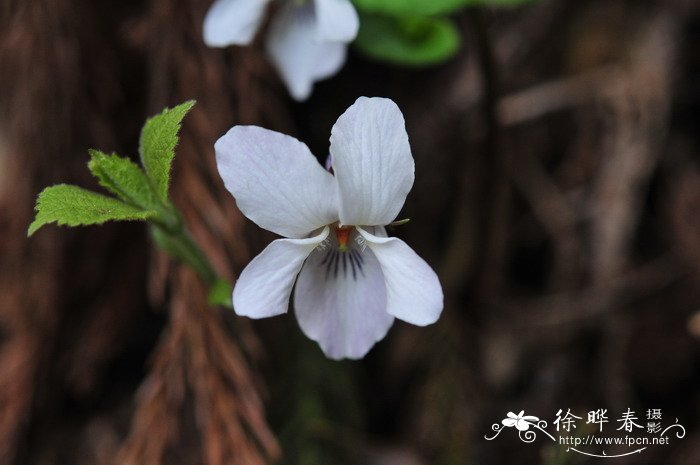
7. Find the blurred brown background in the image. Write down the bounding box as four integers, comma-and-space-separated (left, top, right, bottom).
1, 0, 700, 464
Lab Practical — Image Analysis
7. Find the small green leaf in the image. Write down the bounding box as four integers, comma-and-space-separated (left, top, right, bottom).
353, 0, 471, 16
355, 14, 460, 66
208, 278, 233, 308
139, 100, 195, 204
28, 185, 156, 236
88, 149, 160, 210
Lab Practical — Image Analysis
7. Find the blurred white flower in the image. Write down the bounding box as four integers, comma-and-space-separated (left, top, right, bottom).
215, 97, 443, 360
203, 0, 359, 101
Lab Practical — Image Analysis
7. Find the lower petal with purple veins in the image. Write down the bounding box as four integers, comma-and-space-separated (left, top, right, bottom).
293, 234, 393, 360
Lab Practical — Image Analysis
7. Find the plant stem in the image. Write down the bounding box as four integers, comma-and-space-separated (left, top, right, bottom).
148, 204, 233, 308
150, 223, 218, 286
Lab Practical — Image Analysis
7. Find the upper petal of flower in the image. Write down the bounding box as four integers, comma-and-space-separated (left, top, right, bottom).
233, 227, 329, 318
266, 3, 347, 101
294, 242, 394, 360
215, 126, 338, 238
358, 227, 442, 326
203, 0, 270, 47
330, 97, 414, 226
314, 0, 359, 42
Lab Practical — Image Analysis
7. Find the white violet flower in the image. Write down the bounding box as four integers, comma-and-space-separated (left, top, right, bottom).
215, 97, 444, 360
203, 0, 359, 101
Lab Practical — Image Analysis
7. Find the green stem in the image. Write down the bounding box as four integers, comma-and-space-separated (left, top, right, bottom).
148, 205, 233, 308
150, 223, 218, 285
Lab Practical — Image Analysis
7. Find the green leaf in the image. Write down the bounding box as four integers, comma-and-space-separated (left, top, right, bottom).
353, 0, 471, 16
354, 14, 460, 66
352, 0, 535, 15
208, 278, 233, 308
88, 149, 160, 210
28, 185, 156, 236
139, 100, 195, 204
473, 0, 535, 5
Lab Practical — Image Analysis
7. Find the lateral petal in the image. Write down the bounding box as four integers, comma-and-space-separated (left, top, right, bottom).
357, 227, 443, 326
233, 227, 329, 318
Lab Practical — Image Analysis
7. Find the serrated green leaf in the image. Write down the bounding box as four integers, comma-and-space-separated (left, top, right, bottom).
139, 100, 195, 204
28, 185, 156, 236
88, 149, 160, 210
355, 14, 460, 66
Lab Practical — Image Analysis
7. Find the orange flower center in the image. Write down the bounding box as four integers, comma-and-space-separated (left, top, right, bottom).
334, 225, 352, 252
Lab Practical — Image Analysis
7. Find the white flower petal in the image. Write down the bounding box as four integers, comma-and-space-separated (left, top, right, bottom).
314, 0, 359, 42
515, 419, 531, 431
502, 418, 517, 427
330, 97, 415, 226
358, 228, 443, 326
203, 0, 269, 47
266, 4, 347, 101
215, 125, 338, 238
294, 244, 394, 360
370, 225, 387, 237
311, 41, 346, 81
233, 227, 329, 318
